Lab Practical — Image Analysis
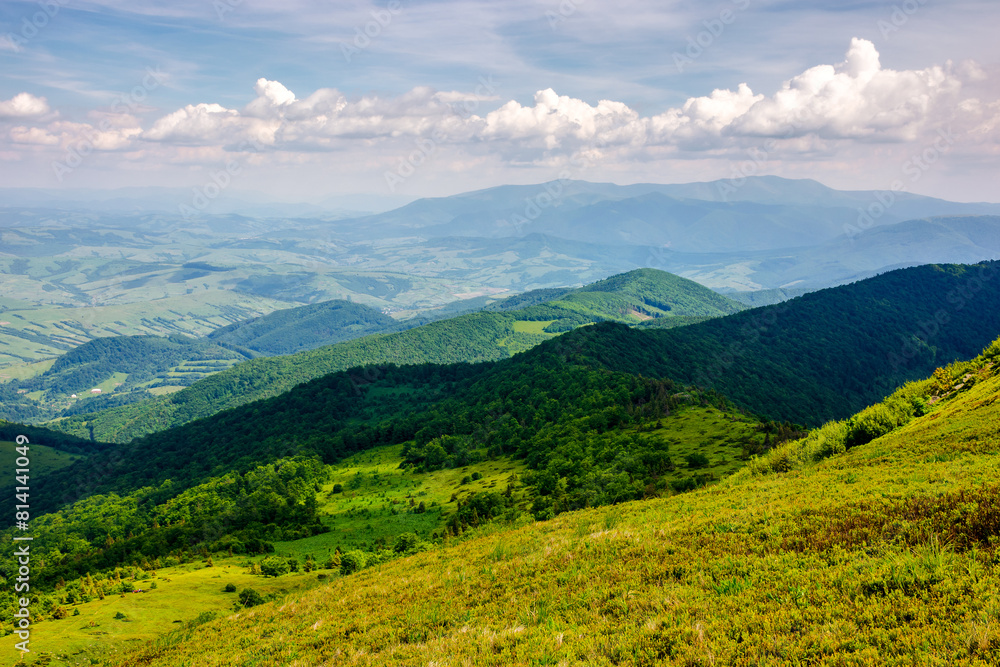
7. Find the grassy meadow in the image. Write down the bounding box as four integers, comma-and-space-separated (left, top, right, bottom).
91, 353, 1000, 666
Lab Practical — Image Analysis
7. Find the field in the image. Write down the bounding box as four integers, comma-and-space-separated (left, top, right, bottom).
273, 444, 529, 557
0, 291, 287, 367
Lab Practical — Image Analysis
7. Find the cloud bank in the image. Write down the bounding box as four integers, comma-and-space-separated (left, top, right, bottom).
2, 39, 997, 193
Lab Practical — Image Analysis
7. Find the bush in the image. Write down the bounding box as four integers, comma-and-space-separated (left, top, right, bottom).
332, 483, 343, 494
685, 453, 710, 469
844, 404, 898, 448
259, 556, 291, 578
223, 583, 237, 593
393, 532, 419, 554
471, 471, 483, 481
340, 550, 367, 575
237, 588, 264, 607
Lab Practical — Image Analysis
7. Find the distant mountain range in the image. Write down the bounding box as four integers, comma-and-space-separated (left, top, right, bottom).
334, 176, 1000, 251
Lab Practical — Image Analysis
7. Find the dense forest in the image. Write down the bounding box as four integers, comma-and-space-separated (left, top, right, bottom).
207, 299, 403, 356
532, 262, 1000, 424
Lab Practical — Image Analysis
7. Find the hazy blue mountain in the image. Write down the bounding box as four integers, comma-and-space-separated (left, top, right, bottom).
328, 177, 1000, 252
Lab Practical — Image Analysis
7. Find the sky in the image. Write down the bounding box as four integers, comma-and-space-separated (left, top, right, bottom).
1, 0, 998, 203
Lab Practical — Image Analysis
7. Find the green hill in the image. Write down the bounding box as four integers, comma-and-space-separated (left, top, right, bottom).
26, 262, 1000, 516
51, 269, 743, 443
206, 299, 401, 356
99, 335, 1000, 665
529, 261, 1000, 425
4, 269, 1000, 664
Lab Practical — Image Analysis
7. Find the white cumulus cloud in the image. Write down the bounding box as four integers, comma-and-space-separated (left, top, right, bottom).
726, 38, 960, 142
0, 93, 51, 119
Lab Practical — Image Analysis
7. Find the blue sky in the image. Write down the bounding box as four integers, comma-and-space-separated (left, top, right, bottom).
1, 0, 998, 201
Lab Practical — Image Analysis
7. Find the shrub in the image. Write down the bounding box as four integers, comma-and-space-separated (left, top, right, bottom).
223, 583, 237, 593
237, 588, 264, 607
259, 556, 291, 577
340, 550, 367, 575
471, 471, 483, 481
844, 404, 898, 448
393, 532, 419, 554
685, 453, 710, 469
332, 483, 343, 494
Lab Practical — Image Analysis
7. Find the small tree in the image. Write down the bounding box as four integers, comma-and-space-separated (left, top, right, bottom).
259, 556, 290, 578
340, 550, 367, 575
393, 533, 419, 554
685, 453, 710, 469
237, 588, 264, 607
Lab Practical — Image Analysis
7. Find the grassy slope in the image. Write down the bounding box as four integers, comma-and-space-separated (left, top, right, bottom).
107, 347, 1000, 666
9, 558, 324, 666
53, 269, 740, 443
8, 402, 764, 665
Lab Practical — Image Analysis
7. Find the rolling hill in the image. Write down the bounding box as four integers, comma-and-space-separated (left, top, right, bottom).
92, 331, 1000, 666
21, 262, 1000, 517
530, 262, 1000, 425
206, 299, 401, 356
4, 265, 1000, 664
50, 269, 743, 443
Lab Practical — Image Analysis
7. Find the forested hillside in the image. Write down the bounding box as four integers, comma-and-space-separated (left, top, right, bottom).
207, 299, 401, 356
3, 265, 999, 665
533, 262, 1000, 424
52, 269, 741, 442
